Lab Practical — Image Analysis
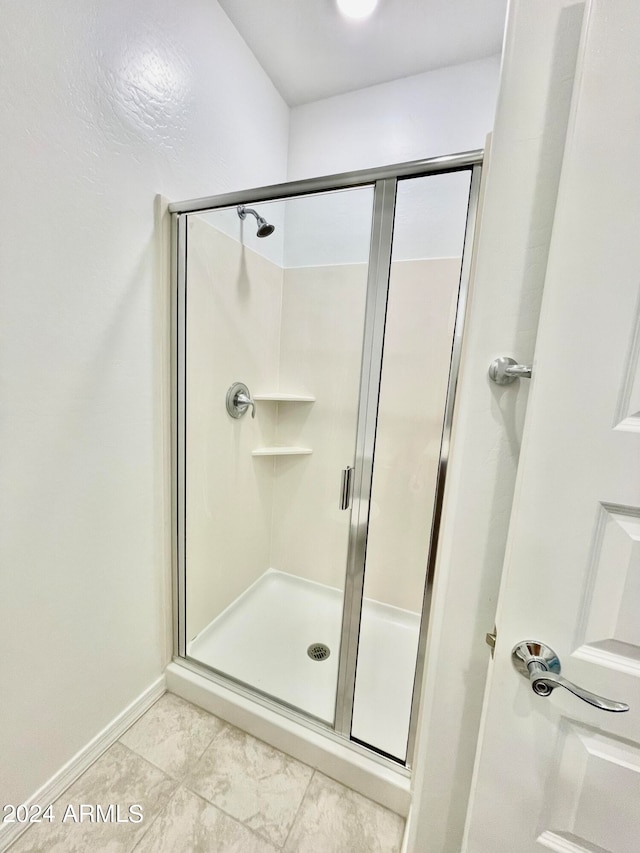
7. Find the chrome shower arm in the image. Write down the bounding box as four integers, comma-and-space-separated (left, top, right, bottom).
237, 205, 257, 221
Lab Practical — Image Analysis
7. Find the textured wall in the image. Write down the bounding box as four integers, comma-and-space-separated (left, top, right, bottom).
0, 0, 288, 807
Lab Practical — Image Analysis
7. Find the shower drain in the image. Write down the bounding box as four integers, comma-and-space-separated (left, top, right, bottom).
307, 643, 331, 661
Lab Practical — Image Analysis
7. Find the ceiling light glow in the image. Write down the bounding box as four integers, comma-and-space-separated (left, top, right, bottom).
336, 0, 379, 20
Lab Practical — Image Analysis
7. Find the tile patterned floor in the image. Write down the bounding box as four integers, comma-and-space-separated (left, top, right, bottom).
9, 692, 405, 853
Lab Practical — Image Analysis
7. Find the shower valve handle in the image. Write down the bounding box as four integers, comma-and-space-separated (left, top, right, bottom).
235, 392, 255, 418
225, 382, 256, 419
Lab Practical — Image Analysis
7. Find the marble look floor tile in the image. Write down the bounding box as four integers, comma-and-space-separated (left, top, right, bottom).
132, 786, 278, 853
283, 772, 405, 853
119, 692, 226, 780
9, 742, 176, 853
186, 726, 313, 847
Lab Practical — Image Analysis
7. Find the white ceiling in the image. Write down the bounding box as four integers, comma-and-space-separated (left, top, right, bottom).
217, 0, 508, 106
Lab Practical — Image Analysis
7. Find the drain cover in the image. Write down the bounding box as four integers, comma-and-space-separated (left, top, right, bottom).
307, 643, 330, 661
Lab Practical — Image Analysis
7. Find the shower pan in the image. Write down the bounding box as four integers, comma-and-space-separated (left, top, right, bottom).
169, 151, 482, 783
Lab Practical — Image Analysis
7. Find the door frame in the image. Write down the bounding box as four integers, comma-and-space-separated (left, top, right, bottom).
169, 151, 483, 770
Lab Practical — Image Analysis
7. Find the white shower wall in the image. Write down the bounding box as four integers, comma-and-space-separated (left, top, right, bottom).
185, 220, 369, 637
274, 258, 461, 613
186, 217, 283, 639
270, 262, 369, 591
186, 213, 464, 636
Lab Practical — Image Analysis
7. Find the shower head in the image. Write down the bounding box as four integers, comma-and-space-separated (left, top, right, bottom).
237, 205, 275, 238
256, 219, 275, 238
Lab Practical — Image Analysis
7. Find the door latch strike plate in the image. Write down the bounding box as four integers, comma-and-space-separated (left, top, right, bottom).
485, 630, 497, 657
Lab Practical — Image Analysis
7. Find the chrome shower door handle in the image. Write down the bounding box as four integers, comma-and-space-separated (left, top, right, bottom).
512, 641, 629, 713
339, 466, 353, 511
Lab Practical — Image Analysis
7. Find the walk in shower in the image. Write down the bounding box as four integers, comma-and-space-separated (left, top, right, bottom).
170, 152, 481, 769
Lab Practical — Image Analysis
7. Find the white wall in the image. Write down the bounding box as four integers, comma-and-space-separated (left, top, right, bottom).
287, 55, 501, 180
0, 0, 289, 810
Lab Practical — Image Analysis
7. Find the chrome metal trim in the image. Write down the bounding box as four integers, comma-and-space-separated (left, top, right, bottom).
405, 164, 483, 766
334, 177, 397, 738
175, 656, 411, 778
168, 151, 483, 214
170, 212, 180, 658
175, 213, 188, 659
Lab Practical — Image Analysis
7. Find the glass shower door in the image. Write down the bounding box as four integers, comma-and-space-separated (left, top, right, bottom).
180, 185, 375, 724
350, 170, 476, 761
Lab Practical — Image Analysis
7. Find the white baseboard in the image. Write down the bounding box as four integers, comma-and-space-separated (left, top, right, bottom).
0, 676, 166, 852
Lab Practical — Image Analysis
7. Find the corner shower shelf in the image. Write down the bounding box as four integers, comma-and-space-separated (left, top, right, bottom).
253, 393, 315, 402
251, 393, 314, 456
252, 446, 313, 457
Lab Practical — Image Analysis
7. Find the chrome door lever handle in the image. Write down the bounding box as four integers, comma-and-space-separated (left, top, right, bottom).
530, 669, 629, 712
512, 641, 629, 713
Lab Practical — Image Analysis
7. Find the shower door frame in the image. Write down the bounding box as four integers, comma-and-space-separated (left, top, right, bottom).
169, 151, 483, 770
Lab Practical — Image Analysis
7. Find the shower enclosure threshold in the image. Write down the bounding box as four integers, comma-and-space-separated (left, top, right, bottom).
165, 658, 410, 816
187, 569, 420, 761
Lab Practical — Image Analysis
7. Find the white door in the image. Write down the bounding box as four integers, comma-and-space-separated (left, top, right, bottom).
464, 2, 640, 851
